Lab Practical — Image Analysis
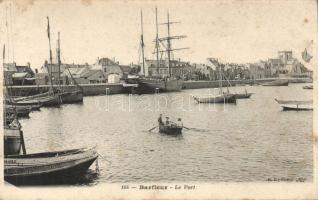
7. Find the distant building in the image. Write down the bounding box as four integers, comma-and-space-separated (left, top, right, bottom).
4, 62, 35, 85
146, 59, 194, 79
91, 57, 124, 80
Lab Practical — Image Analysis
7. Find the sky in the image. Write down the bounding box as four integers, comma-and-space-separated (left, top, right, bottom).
0, 0, 316, 70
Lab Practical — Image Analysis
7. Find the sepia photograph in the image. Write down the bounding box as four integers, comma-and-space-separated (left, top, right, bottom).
0, 0, 317, 199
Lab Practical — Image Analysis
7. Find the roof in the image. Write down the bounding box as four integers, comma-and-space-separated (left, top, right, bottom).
98, 57, 118, 66
12, 72, 29, 79
65, 67, 88, 76
119, 65, 131, 73
81, 69, 102, 78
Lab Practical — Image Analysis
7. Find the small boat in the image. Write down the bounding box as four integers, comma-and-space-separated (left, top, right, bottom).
235, 92, 253, 99
58, 90, 84, 104
262, 79, 289, 86
4, 127, 21, 155
5, 105, 32, 117
4, 146, 98, 185
159, 123, 182, 135
275, 98, 313, 111
5, 103, 41, 111
193, 93, 236, 103
303, 85, 313, 90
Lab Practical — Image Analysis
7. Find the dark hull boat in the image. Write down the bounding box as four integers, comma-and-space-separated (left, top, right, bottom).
275, 99, 313, 111
303, 85, 313, 90
137, 78, 183, 94
59, 90, 84, 103
5, 104, 41, 111
4, 127, 21, 155
5, 105, 32, 118
4, 147, 98, 186
262, 79, 289, 86
159, 123, 182, 135
235, 92, 253, 99
193, 93, 237, 104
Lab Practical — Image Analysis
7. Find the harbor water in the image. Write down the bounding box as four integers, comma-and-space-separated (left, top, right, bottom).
19, 83, 313, 184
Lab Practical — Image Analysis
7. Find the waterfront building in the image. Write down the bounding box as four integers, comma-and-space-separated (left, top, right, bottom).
146, 58, 194, 80
4, 62, 35, 85
91, 57, 124, 79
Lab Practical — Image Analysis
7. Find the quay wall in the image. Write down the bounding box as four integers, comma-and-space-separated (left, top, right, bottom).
6, 83, 126, 97
5, 78, 312, 96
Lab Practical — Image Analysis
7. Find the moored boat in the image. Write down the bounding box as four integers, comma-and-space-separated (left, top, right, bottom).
5, 105, 32, 117
193, 93, 237, 103
4, 127, 21, 155
262, 79, 289, 86
275, 98, 313, 111
58, 90, 84, 103
303, 85, 313, 90
137, 77, 183, 94
235, 92, 253, 99
4, 146, 98, 185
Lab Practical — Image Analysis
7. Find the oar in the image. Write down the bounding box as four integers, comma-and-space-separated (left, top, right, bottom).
148, 126, 157, 132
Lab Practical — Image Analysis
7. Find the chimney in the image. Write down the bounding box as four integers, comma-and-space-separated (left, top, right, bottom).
35, 68, 38, 73
27, 62, 31, 68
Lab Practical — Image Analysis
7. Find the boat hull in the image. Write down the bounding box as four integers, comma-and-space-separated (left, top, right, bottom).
275, 99, 313, 111
235, 93, 253, 99
4, 128, 21, 155
59, 91, 83, 103
137, 78, 183, 94
159, 124, 182, 135
303, 85, 313, 90
193, 93, 237, 104
4, 147, 98, 185
262, 80, 289, 86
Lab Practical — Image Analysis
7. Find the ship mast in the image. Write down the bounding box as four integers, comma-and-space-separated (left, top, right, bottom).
155, 7, 160, 74
57, 32, 61, 87
167, 12, 171, 76
46, 16, 54, 92
158, 11, 188, 78
140, 10, 145, 76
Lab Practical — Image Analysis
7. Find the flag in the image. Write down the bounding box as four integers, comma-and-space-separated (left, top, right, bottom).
47, 16, 50, 39
302, 48, 313, 63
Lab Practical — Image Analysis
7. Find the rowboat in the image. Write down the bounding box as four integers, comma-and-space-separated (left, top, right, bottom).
4, 146, 98, 185
235, 93, 253, 99
193, 93, 236, 103
262, 79, 289, 86
159, 123, 182, 135
4, 127, 21, 155
275, 98, 313, 111
303, 85, 313, 90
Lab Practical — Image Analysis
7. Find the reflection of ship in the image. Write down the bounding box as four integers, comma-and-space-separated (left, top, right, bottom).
136, 8, 185, 94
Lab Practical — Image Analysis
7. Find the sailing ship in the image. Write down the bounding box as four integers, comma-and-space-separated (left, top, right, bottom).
55, 32, 84, 103
193, 59, 237, 104
275, 98, 313, 111
135, 9, 184, 94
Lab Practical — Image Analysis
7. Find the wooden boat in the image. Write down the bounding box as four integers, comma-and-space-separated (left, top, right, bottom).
235, 92, 253, 99
5, 103, 41, 111
275, 98, 313, 111
193, 93, 236, 103
55, 33, 84, 103
303, 85, 313, 90
4, 127, 21, 155
5, 105, 32, 117
159, 123, 182, 135
262, 79, 289, 86
58, 90, 84, 104
4, 146, 98, 185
